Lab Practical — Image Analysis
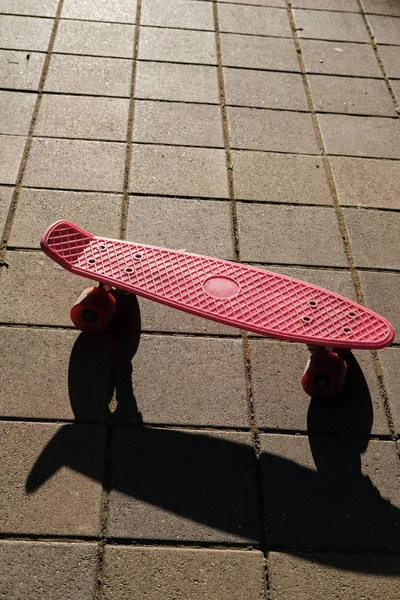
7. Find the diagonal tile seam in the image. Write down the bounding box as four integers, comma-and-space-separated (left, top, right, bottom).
358, 0, 400, 114
285, 1, 399, 458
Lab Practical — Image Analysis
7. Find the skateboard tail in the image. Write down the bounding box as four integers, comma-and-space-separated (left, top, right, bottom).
41, 220, 95, 272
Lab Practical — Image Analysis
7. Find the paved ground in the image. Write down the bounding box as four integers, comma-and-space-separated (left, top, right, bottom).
1, 0, 400, 598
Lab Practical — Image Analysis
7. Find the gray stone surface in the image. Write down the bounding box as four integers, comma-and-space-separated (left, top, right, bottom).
24, 138, 125, 191
133, 100, 223, 147
359, 271, 400, 339
300, 39, 382, 77
268, 551, 400, 600
9, 188, 122, 248
0, 541, 98, 600
379, 347, 400, 434
0, 135, 25, 184
54, 19, 135, 58
129, 144, 229, 198
224, 69, 308, 111
0, 421, 105, 535
0, 0, 57, 16
293, 0, 359, 9
129, 335, 248, 427
0, 185, 12, 231
0, 15, 52, 51
344, 207, 400, 269
379, 45, 400, 77
330, 156, 400, 209
219, 0, 284, 5
220, 33, 299, 71
318, 114, 400, 158
0, 326, 113, 421
228, 107, 319, 154
61, 0, 137, 22
0, 250, 96, 326
368, 14, 400, 44
0, 50, 44, 91
251, 340, 389, 434
0, 91, 36, 135
107, 428, 261, 543
35, 94, 130, 140
45, 54, 132, 97
231, 151, 331, 204
135, 62, 219, 104
294, 10, 369, 42
141, 0, 214, 30
126, 196, 234, 259
218, 4, 292, 36
101, 546, 265, 600
260, 434, 400, 550
138, 27, 217, 64
364, 0, 400, 15
391, 79, 400, 104
309, 75, 395, 116
237, 204, 347, 266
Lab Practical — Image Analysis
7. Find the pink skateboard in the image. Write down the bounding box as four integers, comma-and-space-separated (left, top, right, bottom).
41, 221, 394, 399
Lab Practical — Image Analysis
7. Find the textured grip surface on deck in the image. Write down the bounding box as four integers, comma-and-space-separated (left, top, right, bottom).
41, 221, 394, 349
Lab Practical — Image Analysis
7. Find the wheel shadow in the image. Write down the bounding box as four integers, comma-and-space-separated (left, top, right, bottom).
25, 317, 400, 574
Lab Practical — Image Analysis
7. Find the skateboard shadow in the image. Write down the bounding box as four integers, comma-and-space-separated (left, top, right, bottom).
26, 321, 400, 574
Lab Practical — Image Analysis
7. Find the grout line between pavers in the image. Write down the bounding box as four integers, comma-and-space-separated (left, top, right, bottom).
286, 1, 399, 453
0, 0, 64, 257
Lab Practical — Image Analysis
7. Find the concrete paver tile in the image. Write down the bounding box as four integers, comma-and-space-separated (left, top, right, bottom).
0, 50, 44, 91
54, 19, 134, 58
24, 138, 125, 191
0, 541, 97, 600
0, 0, 58, 17
331, 156, 400, 209
269, 551, 400, 600
318, 113, 400, 158
133, 100, 223, 147
138, 27, 217, 64
260, 434, 400, 550
368, 14, 400, 44
126, 196, 234, 259
380, 45, 400, 77
219, 0, 284, 5
220, 33, 299, 71
35, 94, 130, 140
391, 79, 400, 103
344, 207, 400, 269
107, 428, 261, 543
251, 340, 389, 434
232, 151, 331, 204
359, 271, 400, 339
228, 107, 318, 154
127, 335, 248, 427
309, 74, 396, 116
0, 422, 105, 535
0, 135, 25, 184
294, 10, 369, 42
0, 250, 95, 326
135, 62, 219, 104
237, 204, 347, 266
45, 54, 132, 97
224, 69, 308, 111
0, 15, 53, 51
0, 186, 12, 231
364, 0, 400, 15
218, 4, 292, 37
379, 347, 400, 434
300, 39, 382, 77
130, 144, 229, 198
293, 0, 359, 9
61, 0, 137, 23
101, 546, 265, 600
141, 0, 213, 30
0, 91, 36, 135
9, 188, 122, 248
0, 326, 113, 421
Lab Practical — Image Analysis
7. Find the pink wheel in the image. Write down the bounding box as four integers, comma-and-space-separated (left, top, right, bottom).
70, 287, 117, 333
302, 350, 347, 400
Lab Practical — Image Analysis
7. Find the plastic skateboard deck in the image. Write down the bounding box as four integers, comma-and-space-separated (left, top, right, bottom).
41, 221, 394, 350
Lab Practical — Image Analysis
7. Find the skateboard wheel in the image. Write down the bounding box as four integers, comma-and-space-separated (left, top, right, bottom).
70, 287, 117, 333
301, 350, 347, 400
